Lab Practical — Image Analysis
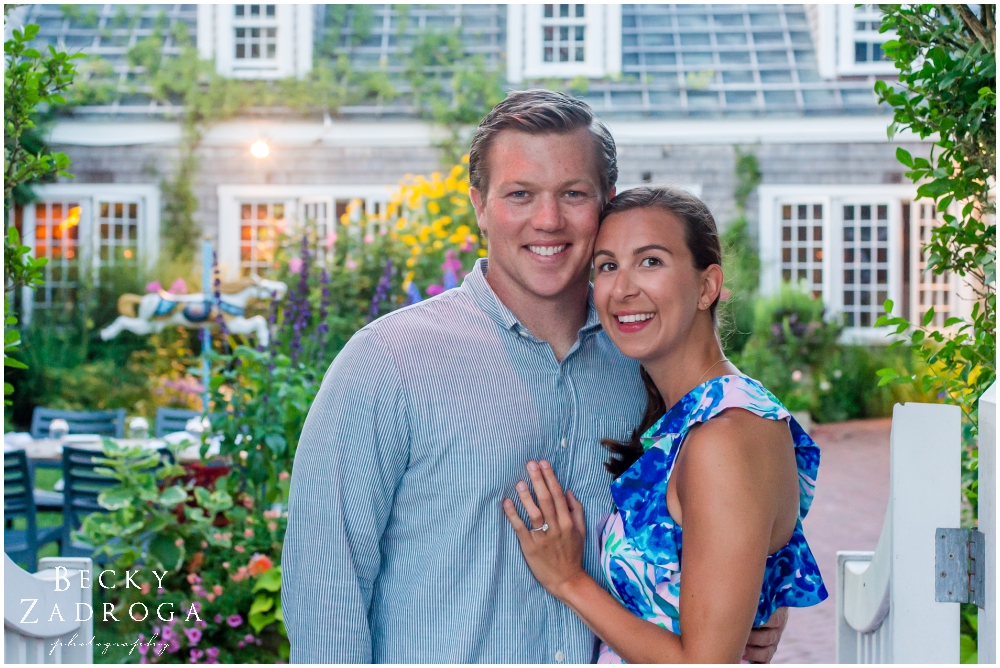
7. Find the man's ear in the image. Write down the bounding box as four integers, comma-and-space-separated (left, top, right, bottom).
470, 187, 488, 237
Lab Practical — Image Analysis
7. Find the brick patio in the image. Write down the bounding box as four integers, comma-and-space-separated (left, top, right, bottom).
772, 418, 892, 664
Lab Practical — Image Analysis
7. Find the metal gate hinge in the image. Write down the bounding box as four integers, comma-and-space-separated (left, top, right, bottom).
935, 527, 985, 608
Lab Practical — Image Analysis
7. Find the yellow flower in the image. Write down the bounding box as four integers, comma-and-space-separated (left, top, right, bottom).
450, 164, 465, 178
455, 224, 470, 237
396, 220, 407, 231
406, 257, 416, 267
427, 201, 441, 215
411, 245, 422, 255
461, 154, 470, 164
402, 234, 417, 245
433, 240, 444, 249
435, 229, 448, 239
477, 248, 487, 257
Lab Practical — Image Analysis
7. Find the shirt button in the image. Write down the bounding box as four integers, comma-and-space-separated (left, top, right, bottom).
560, 438, 568, 449
555, 651, 565, 663
519, 329, 529, 337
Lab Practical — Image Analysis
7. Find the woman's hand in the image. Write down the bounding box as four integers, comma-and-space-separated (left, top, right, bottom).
502, 460, 590, 601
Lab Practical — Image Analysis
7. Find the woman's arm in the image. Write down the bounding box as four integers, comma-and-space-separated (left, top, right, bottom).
502, 411, 795, 663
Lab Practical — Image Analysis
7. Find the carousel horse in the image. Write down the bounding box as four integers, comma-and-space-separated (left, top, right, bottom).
100, 276, 288, 346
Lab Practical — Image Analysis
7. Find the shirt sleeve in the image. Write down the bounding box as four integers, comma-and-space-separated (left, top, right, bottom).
282, 326, 410, 663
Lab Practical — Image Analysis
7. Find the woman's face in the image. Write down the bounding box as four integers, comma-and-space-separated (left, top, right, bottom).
593, 207, 716, 363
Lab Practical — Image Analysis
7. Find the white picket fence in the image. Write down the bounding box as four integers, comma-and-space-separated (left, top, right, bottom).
4, 555, 93, 664
836, 386, 996, 663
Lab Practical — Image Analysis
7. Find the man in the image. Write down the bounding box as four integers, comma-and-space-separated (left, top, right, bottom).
283, 90, 786, 663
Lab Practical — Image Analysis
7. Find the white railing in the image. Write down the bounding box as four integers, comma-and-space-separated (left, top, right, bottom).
4, 555, 93, 664
836, 402, 962, 663
979, 382, 996, 664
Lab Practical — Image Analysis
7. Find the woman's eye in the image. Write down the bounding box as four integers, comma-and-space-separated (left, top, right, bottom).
597, 261, 617, 272
640, 257, 661, 268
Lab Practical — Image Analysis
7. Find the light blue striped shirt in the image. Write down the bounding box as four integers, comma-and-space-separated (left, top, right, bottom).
283, 259, 645, 663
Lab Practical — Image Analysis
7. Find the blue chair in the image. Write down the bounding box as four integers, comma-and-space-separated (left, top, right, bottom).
154, 408, 201, 438
60, 445, 172, 559
30, 408, 126, 439
5, 450, 61, 571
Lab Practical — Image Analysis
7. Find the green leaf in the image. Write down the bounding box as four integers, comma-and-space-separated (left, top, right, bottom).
265, 433, 287, 456
895, 148, 913, 167
249, 594, 274, 616
253, 566, 282, 593
157, 485, 188, 507
97, 487, 133, 511
148, 534, 184, 571
922, 307, 936, 327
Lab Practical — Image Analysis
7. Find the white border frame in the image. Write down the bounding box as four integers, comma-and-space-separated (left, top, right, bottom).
216, 184, 394, 280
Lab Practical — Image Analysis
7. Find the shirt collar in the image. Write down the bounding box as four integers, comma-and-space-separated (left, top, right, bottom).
461, 258, 604, 336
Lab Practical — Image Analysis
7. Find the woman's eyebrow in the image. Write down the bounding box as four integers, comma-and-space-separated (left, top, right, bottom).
594, 249, 615, 259
633, 244, 673, 256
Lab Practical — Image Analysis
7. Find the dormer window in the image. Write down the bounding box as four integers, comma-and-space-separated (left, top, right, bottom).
196, 4, 312, 80
507, 4, 621, 82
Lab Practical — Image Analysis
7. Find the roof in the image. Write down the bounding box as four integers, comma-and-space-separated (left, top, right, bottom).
12, 3, 889, 120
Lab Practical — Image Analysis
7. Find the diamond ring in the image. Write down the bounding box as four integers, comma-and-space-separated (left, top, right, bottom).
531, 523, 549, 532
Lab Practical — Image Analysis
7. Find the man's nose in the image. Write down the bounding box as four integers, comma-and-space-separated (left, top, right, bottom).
532, 195, 562, 232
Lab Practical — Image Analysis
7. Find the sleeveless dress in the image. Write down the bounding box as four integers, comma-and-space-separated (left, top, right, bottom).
597, 374, 828, 663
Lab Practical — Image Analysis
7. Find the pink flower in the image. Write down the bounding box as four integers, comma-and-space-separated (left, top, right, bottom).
346, 259, 358, 270
205, 593, 216, 602
244, 634, 255, 643
248, 553, 273, 575
214, 614, 223, 624
363, 233, 374, 244
237, 641, 245, 649
426, 284, 443, 296
146, 281, 162, 293
206, 647, 220, 660
324, 231, 338, 248
212, 584, 223, 596
226, 614, 243, 628
279, 471, 290, 481
184, 626, 202, 645
242, 496, 254, 510
190, 648, 204, 662
201, 541, 208, 549
186, 573, 201, 585
168, 278, 188, 294
268, 521, 278, 531
244, 528, 254, 538
264, 509, 280, 519
174, 538, 184, 547
720, 287, 732, 301
222, 562, 229, 569
141, 582, 151, 595
234, 545, 245, 554
441, 250, 462, 273
288, 257, 303, 274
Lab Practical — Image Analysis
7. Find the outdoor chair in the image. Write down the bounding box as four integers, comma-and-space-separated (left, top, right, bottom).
4, 450, 62, 572
154, 407, 202, 437
30, 407, 126, 439
60, 445, 172, 559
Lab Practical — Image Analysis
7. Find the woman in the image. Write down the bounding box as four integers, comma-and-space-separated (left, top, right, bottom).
502, 187, 827, 663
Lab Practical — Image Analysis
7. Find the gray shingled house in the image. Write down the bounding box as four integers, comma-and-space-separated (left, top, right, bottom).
6, 4, 964, 340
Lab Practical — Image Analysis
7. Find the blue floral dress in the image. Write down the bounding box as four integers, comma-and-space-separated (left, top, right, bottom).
597, 374, 828, 663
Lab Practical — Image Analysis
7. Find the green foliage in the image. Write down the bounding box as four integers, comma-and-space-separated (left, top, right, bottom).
720, 147, 762, 356
874, 5, 996, 437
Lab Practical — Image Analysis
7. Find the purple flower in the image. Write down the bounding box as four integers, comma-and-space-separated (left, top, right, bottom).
244, 634, 255, 643
237, 641, 245, 649
190, 648, 204, 662
369, 258, 394, 320
405, 282, 422, 305
206, 647, 220, 660
184, 626, 202, 645
426, 284, 443, 296
214, 614, 223, 625
227, 614, 243, 628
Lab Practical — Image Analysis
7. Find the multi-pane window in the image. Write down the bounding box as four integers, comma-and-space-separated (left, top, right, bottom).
239, 202, 285, 276
97, 200, 140, 274
32, 201, 81, 310
542, 4, 587, 63
780, 203, 824, 299
852, 4, 886, 63
914, 203, 956, 328
842, 203, 890, 327
234, 4, 278, 62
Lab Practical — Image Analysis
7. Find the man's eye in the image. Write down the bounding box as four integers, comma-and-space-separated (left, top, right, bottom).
566, 190, 585, 198
510, 190, 528, 198
640, 257, 661, 267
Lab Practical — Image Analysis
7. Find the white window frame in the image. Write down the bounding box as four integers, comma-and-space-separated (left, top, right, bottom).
507, 4, 621, 82
836, 4, 896, 76
197, 4, 312, 80
217, 184, 393, 280
759, 184, 914, 344
16, 184, 160, 323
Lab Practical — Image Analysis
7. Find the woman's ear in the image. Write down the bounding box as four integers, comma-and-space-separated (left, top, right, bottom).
699, 264, 724, 310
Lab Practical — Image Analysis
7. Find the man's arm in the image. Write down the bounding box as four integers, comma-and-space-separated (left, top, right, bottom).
282, 327, 410, 663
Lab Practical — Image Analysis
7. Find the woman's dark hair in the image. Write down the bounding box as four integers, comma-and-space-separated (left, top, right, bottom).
598, 186, 723, 478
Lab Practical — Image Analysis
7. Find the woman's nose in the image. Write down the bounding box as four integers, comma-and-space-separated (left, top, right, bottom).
611, 268, 638, 301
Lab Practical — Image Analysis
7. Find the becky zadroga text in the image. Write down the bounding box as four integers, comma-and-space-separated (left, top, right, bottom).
17, 568, 203, 625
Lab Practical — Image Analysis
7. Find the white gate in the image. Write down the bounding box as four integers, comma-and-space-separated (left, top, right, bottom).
836, 387, 997, 663
3, 556, 93, 664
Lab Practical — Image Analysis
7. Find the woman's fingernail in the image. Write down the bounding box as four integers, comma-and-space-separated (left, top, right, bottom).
516, 481, 527, 491
527, 461, 539, 471
540, 460, 551, 469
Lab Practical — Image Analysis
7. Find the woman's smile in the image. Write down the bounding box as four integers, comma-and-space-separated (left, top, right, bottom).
612, 311, 656, 333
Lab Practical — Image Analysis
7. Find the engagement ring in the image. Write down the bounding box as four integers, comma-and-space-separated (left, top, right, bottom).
531, 523, 549, 532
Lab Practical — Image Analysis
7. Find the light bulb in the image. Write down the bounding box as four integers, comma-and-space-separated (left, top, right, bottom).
250, 140, 270, 159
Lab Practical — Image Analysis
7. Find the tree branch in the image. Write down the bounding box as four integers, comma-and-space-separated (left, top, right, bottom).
955, 3, 993, 52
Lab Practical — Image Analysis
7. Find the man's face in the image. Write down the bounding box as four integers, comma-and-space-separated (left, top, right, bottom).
470, 128, 605, 306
